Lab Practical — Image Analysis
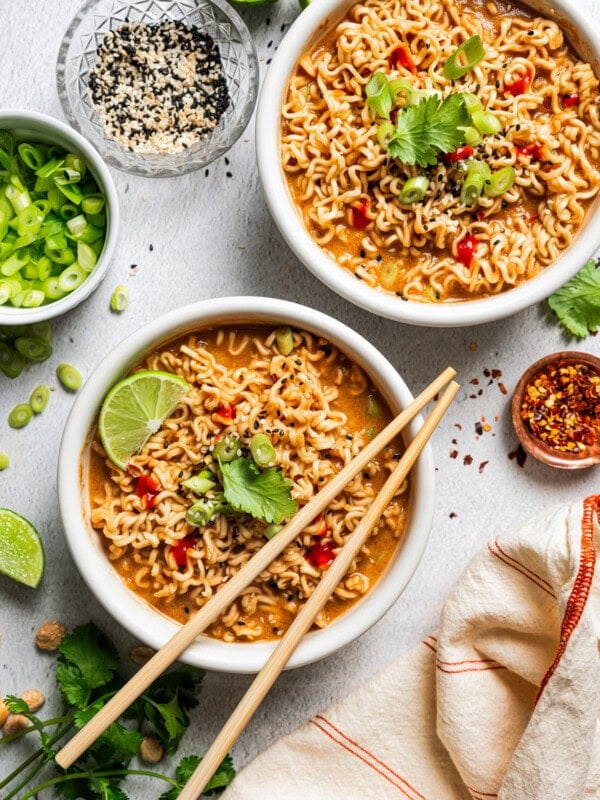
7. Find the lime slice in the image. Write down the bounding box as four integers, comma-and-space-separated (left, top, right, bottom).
0, 508, 45, 588
98, 370, 190, 470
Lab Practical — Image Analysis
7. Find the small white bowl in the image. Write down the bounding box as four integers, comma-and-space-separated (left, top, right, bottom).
58, 296, 435, 673
256, 0, 600, 327
0, 110, 119, 326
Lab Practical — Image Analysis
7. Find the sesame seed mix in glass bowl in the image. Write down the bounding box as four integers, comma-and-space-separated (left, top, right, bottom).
57, 0, 259, 177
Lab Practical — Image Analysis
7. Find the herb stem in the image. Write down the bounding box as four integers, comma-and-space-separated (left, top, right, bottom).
18, 768, 179, 800
0, 717, 75, 794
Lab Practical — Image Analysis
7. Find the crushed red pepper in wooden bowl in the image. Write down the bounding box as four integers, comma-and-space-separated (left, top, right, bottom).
511, 352, 600, 469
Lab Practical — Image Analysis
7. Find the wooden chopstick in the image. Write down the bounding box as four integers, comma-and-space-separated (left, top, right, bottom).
176, 379, 460, 800
55, 365, 456, 770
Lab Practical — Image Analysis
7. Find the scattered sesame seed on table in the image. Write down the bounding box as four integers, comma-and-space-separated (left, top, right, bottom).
88, 19, 230, 154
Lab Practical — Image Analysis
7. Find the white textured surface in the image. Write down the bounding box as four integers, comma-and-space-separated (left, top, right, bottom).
0, 0, 598, 793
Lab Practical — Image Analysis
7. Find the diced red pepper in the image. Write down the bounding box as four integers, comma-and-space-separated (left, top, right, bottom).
212, 402, 236, 425
562, 94, 580, 108
444, 146, 474, 164
171, 536, 196, 567
350, 199, 372, 229
127, 462, 143, 478
516, 142, 546, 161
306, 541, 336, 568
135, 474, 160, 509
504, 70, 532, 96
527, 214, 539, 224
388, 45, 416, 74
456, 234, 479, 268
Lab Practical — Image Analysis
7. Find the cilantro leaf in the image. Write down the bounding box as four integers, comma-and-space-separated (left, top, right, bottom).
90, 776, 129, 800
57, 624, 120, 708
75, 703, 142, 765
220, 458, 297, 523
547, 259, 600, 337
158, 754, 236, 799
386, 94, 471, 167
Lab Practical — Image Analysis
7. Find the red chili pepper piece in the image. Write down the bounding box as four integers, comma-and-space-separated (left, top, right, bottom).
444, 145, 474, 164
213, 402, 236, 424
171, 536, 196, 567
456, 234, 479, 268
135, 474, 160, 508
504, 69, 532, 96
306, 541, 336, 568
350, 199, 372, 229
516, 143, 545, 161
388, 45, 416, 74
562, 94, 580, 108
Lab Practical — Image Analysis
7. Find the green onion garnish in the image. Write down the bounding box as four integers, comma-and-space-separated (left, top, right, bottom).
8, 403, 32, 429
30, 384, 50, 414
471, 110, 502, 135
181, 470, 217, 495
263, 524, 283, 539
398, 175, 429, 204
56, 362, 82, 392
366, 72, 393, 119
484, 165, 516, 197
110, 284, 129, 312
460, 160, 491, 206
275, 326, 294, 356
0, 451, 9, 470
443, 35, 485, 80
213, 434, 240, 463
250, 433, 276, 467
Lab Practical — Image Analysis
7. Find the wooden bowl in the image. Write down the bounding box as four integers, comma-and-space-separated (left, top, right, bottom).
511, 351, 600, 469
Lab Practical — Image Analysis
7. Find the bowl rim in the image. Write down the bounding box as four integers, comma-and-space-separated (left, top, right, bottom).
57, 295, 435, 673
56, 0, 259, 178
255, 0, 600, 327
511, 349, 600, 469
0, 109, 119, 325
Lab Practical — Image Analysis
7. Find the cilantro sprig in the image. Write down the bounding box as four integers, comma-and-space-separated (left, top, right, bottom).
220, 457, 297, 524
547, 258, 600, 337
0, 623, 235, 800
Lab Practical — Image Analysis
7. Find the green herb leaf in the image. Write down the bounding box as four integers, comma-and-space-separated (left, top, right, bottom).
220, 458, 297, 524
57, 624, 120, 708
158, 754, 236, 799
385, 94, 471, 167
547, 259, 600, 337
90, 776, 130, 800
76, 703, 142, 764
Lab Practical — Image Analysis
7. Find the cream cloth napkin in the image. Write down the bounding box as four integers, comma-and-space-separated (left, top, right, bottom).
222, 497, 600, 800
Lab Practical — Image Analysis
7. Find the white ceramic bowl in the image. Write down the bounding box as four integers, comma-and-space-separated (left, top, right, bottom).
58, 296, 434, 673
0, 110, 119, 326
256, 0, 600, 327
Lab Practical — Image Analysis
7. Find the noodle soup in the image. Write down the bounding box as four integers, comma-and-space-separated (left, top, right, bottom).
281, 0, 600, 302
87, 325, 408, 643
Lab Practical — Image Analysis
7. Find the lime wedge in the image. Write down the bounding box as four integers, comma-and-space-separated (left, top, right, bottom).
98, 370, 190, 470
0, 508, 45, 588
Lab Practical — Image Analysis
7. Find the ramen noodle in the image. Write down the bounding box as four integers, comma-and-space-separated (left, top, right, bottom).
281, 0, 600, 301
87, 326, 408, 642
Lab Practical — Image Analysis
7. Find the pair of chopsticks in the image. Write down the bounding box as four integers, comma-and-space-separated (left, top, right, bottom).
56, 366, 459, 799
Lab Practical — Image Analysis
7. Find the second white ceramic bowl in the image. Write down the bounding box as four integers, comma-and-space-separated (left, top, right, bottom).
58, 296, 434, 673
256, 0, 600, 327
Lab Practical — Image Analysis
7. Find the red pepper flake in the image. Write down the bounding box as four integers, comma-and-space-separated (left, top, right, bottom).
350, 199, 372, 229
498, 382, 508, 395
508, 444, 527, 468
470, 378, 479, 385
520, 361, 600, 455
456, 234, 479, 268
171, 536, 196, 567
135, 474, 160, 509
450, 449, 459, 459
212, 402, 236, 425
504, 69, 532, 96
454, 423, 463, 430
306, 541, 336, 568
463, 454, 473, 465
562, 94, 579, 108
388, 45, 416, 73
516, 143, 546, 161
444, 145, 474, 164
449, 512, 458, 519
478, 460, 489, 473
527, 214, 539, 224
475, 421, 484, 436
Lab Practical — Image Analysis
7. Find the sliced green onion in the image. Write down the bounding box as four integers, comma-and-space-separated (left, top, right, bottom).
0, 281, 11, 304
18, 143, 45, 171
263, 524, 283, 539
1, 249, 29, 277
14, 336, 52, 362
471, 110, 502, 135
41, 276, 66, 300
380, 261, 399, 290
366, 394, 382, 416
110, 284, 129, 312
398, 175, 429, 204
58, 263, 86, 293
55, 181, 83, 205
185, 494, 230, 526
458, 126, 484, 146
35, 157, 64, 179
460, 160, 491, 205
33, 199, 51, 216
213, 434, 240, 463
45, 243, 75, 266
8, 403, 33, 429
377, 121, 395, 149
66, 214, 87, 236
21, 289, 45, 308
35, 256, 52, 281
0, 452, 9, 470
250, 433, 276, 467
462, 93, 483, 115
484, 165, 516, 197
60, 203, 80, 221
56, 362, 82, 392
47, 186, 65, 211
81, 194, 105, 215
443, 35, 485, 80
275, 326, 294, 355
17, 205, 44, 236
65, 153, 86, 179
388, 78, 417, 107
29, 321, 52, 342
181, 470, 217, 495
0, 343, 25, 378
366, 72, 393, 119
30, 384, 50, 414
